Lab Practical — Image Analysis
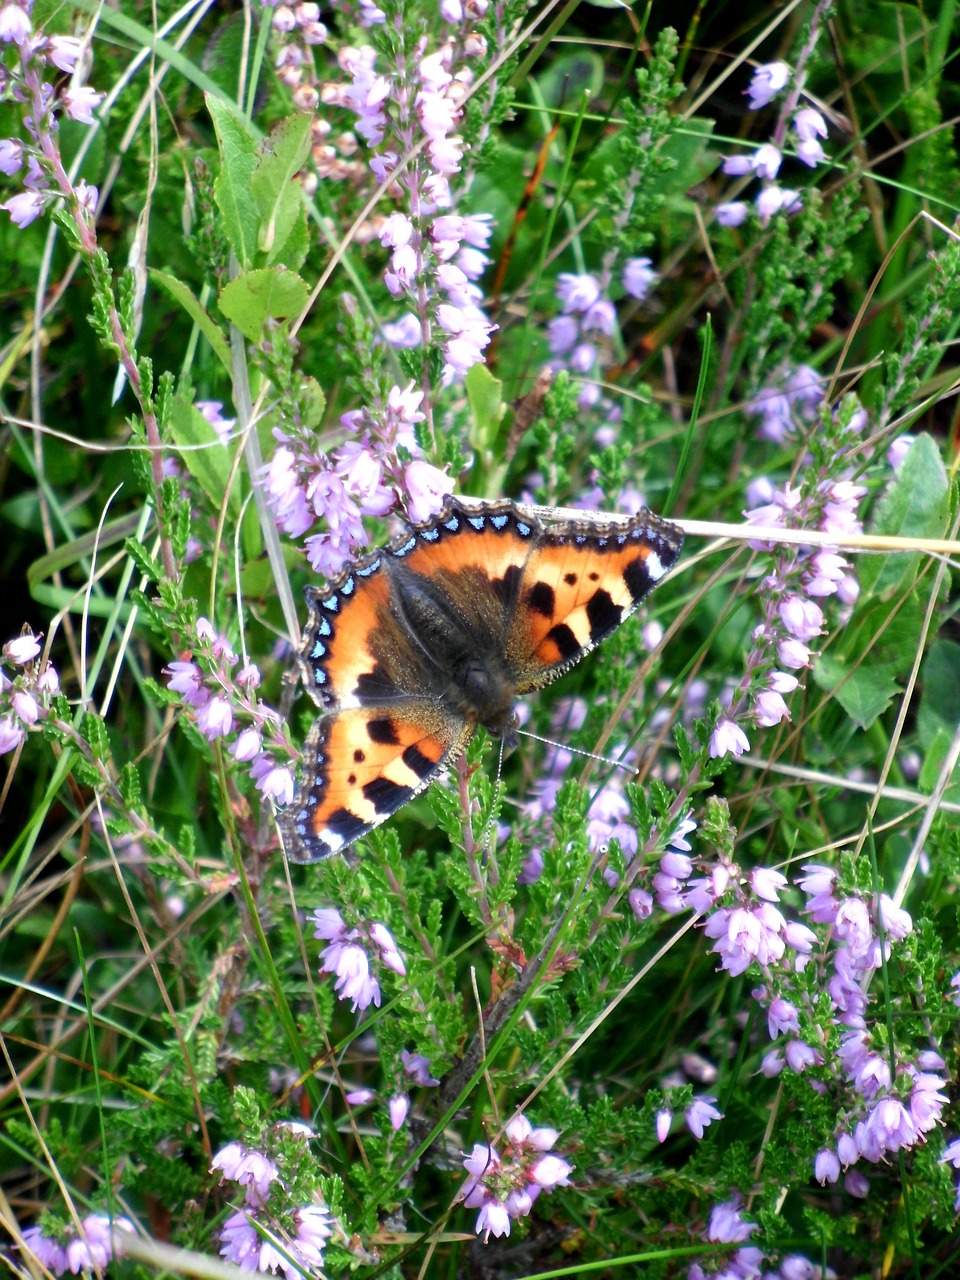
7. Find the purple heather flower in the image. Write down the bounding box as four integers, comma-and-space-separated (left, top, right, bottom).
556, 272, 601, 313
685, 1095, 722, 1138
462, 1115, 571, 1244
622, 256, 657, 300
382, 313, 422, 347
760, 1048, 784, 1077
346, 1087, 375, 1105
784, 1040, 821, 1073
12, 689, 39, 724
629, 887, 654, 920
716, 200, 749, 227
211, 1142, 279, 1201
62, 84, 104, 123
709, 718, 750, 758
476, 1201, 510, 1241
767, 998, 799, 1038
796, 136, 825, 167
0, 2, 31, 43
402, 1050, 440, 1086
753, 143, 783, 179
252, 758, 294, 805
5, 634, 40, 665
164, 660, 207, 707
706, 1198, 756, 1244
332, 943, 380, 1011
655, 1108, 672, 1142
814, 1149, 840, 1184
722, 154, 754, 177
197, 400, 235, 444
878, 894, 912, 940
196, 694, 233, 740
778, 595, 823, 642
1, 189, 43, 226
369, 921, 406, 974
886, 434, 915, 470
745, 60, 791, 110
583, 298, 616, 335
750, 867, 787, 901
20, 1226, 68, 1275
0, 138, 22, 174
910, 1073, 947, 1133
219, 1211, 260, 1269
530, 1153, 572, 1188
754, 689, 790, 727
389, 1094, 409, 1129
404, 459, 454, 522
65, 1215, 134, 1273
794, 106, 827, 140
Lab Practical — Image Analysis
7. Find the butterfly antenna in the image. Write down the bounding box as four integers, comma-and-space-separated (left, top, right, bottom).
515, 727, 635, 774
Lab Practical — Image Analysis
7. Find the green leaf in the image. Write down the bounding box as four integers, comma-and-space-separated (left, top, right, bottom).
860, 433, 951, 597
250, 112, 313, 263
169, 395, 240, 519
120, 762, 142, 810
149, 270, 232, 375
811, 653, 900, 730
81, 711, 110, 761
124, 537, 163, 584
207, 93, 260, 269
466, 362, 504, 453
218, 268, 309, 342
917, 640, 960, 750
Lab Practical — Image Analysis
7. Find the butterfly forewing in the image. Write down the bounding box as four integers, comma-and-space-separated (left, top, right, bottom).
510, 511, 684, 691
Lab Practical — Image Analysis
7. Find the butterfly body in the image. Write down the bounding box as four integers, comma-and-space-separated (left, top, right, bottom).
280, 496, 683, 863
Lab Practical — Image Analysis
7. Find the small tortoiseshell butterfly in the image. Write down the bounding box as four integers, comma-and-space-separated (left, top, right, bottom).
279, 496, 683, 862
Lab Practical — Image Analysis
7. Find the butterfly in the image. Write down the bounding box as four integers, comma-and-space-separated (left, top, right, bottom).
278, 495, 683, 862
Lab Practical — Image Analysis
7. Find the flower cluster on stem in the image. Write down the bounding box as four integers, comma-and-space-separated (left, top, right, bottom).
461, 1113, 573, 1242
716, 5, 833, 229
0, 632, 59, 756
19, 1214, 135, 1276
211, 1132, 335, 1277
546, 262, 657, 412
709, 391, 867, 760
311, 905, 406, 1012
164, 617, 295, 805
0, 2, 104, 228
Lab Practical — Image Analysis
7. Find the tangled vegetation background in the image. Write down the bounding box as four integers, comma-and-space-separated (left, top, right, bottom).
3, 0, 960, 1276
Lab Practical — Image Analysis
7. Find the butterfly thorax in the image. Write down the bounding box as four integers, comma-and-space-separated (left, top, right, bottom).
385, 560, 520, 738
441, 655, 519, 743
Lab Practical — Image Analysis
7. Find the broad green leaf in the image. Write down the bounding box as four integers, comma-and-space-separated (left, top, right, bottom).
859, 433, 951, 597
149, 269, 232, 375
466, 362, 504, 453
218, 268, 310, 342
250, 112, 313, 263
918, 725, 960, 802
207, 92, 260, 269
169, 395, 240, 518
812, 653, 900, 730
917, 640, 960, 750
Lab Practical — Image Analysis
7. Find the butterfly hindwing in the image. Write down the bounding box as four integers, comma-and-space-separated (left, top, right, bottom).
279, 703, 470, 862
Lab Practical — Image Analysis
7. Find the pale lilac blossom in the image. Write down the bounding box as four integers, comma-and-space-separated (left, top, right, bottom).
745, 61, 791, 110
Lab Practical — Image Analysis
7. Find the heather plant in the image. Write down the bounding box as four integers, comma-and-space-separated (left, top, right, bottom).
3, 2, 960, 1278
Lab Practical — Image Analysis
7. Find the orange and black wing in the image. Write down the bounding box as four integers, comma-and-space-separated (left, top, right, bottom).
505, 508, 683, 692
279, 702, 471, 862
